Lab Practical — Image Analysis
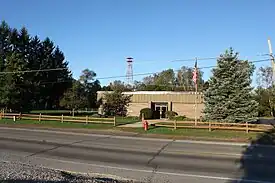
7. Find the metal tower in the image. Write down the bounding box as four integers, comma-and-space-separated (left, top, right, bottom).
126, 57, 133, 85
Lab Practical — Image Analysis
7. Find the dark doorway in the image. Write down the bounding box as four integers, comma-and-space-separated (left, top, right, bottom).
155, 106, 161, 119
161, 106, 167, 118
151, 102, 168, 119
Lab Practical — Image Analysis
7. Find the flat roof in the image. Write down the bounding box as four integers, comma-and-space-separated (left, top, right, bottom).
97, 91, 202, 95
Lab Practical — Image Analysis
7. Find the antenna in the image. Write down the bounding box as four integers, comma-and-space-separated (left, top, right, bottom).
126, 57, 133, 85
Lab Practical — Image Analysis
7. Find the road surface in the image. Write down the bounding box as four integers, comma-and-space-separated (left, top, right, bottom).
0, 127, 275, 183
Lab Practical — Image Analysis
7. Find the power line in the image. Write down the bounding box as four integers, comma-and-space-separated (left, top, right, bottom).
131, 55, 270, 65
7, 58, 271, 86
96, 58, 270, 80
0, 68, 66, 74
135, 57, 217, 65
171, 57, 217, 62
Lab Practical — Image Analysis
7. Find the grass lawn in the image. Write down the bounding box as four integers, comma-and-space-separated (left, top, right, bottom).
0, 119, 113, 129
115, 116, 140, 125
0, 117, 262, 142
121, 126, 259, 141
0, 116, 140, 129
30, 110, 71, 113
29, 110, 98, 116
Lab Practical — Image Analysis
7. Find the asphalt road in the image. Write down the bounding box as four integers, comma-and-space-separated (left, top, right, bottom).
1, 127, 275, 183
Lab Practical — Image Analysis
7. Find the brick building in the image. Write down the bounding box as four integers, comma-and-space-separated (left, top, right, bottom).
97, 91, 204, 119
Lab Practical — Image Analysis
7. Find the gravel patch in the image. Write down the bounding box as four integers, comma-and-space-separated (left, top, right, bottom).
0, 161, 139, 183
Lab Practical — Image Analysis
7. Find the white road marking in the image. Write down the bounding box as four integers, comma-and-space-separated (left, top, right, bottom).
33, 156, 273, 183
175, 139, 248, 146
0, 127, 111, 138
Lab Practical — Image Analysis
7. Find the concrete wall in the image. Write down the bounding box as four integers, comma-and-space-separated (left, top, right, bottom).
97, 91, 203, 104
97, 91, 204, 118
127, 103, 149, 116
172, 103, 204, 118
126, 102, 204, 118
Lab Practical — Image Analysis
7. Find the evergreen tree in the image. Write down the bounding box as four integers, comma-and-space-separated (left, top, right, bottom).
0, 21, 73, 111
203, 48, 258, 122
48, 47, 72, 109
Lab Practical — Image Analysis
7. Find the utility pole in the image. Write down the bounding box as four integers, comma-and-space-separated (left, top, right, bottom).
194, 57, 198, 126
268, 38, 275, 85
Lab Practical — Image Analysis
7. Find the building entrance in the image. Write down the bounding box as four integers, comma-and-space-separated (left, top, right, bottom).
151, 102, 168, 119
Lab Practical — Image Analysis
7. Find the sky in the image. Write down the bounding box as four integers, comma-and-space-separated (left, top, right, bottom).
1, 0, 275, 86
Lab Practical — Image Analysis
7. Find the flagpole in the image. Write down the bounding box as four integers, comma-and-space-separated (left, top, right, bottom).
195, 58, 198, 126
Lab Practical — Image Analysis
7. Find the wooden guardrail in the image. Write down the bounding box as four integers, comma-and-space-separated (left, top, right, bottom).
0, 112, 116, 126
152, 120, 273, 133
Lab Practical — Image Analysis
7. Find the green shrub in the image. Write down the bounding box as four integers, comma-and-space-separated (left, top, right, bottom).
91, 113, 108, 118
165, 111, 178, 119
173, 115, 187, 121
140, 108, 153, 119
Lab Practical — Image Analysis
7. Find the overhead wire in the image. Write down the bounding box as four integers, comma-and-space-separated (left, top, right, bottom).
0, 68, 66, 74
14, 58, 270, 86
96, 58, 270, 80
134, 57, 217, 65
2, 58, 270, 86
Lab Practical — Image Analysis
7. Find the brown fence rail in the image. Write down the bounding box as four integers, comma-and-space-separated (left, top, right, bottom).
0, 112, 116, 126
151, 120, 273, 133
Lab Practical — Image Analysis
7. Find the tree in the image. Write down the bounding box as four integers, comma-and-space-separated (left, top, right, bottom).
0, 21, 73, 111
108, 80, 132, 92
136, 69, 176, 91
255, 66, 275, 117
60, 80, 87, 110
102, 90, 132, 116
254, 87, 273, 117
60, 69, 101, 110
79, 69, 101, 108
134, 67, 205, 91
176, 66, 204, 91
0, 53, 24, 111
203, 48, 258, 122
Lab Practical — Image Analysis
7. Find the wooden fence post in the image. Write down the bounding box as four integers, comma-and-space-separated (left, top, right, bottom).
86, 115, 88, 125
61, 114, 64, 123
19, 112, 22, 120
113, 116, 116, 127
209, 121, 211, 132
246, 121, 249, 133
13, 116, 16, 122
174, 120, 177, 130
39, 113, 41, 122
2, 109, 4, 118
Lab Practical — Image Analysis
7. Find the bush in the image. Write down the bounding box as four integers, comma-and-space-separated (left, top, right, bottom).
91, 113, 108, 118
165, 111, 178, 119
140, 108, 153, 119
173, 115, 187, 121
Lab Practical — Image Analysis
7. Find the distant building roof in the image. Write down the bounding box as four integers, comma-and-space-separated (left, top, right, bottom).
97, 91, 202, 95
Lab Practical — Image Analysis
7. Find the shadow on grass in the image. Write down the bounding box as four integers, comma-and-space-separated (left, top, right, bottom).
115, 117, 141, 126
228, 128, 275, 183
